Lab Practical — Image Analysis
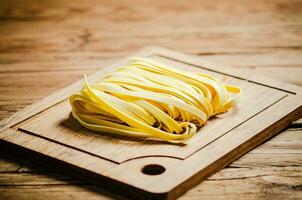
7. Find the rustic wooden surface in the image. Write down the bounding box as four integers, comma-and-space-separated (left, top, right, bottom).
0, 0, 301, 199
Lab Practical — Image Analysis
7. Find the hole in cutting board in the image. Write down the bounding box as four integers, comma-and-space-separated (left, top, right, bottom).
142, 164, 165, 175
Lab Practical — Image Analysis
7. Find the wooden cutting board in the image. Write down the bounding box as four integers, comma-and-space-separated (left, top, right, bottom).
1, 47, 301, 200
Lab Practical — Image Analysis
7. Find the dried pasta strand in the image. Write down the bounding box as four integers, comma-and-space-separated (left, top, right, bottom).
69, 57, 242, 143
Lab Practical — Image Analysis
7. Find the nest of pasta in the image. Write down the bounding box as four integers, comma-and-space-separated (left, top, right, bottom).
70, 57, 241, 143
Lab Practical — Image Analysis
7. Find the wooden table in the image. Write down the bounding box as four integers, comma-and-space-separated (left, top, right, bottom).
0, 0, 301, 199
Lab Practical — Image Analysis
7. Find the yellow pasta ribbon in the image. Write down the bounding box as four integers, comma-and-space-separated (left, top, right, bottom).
69, 57, 242, 143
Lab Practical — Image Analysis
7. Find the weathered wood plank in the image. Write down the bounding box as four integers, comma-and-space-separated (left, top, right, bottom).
0, 185, 126, 200
0, 0, 302, 56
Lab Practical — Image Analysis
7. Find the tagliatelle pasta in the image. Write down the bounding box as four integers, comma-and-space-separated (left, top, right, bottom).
69, 57, 242, 143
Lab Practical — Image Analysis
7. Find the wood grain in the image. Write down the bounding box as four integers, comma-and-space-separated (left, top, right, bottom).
1, 128, 301, 200
0, 47, 301, 199
0, 0, 301, 199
